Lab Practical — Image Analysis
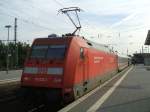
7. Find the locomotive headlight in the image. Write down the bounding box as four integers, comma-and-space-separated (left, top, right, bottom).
23, 77, 30, 81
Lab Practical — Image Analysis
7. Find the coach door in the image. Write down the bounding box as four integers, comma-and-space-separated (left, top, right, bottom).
80, 47, 89, 92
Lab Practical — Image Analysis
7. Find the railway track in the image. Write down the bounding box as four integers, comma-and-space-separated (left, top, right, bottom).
0, 95, 17, 103
23, 101, 63, 112
0, 82, 64, 112
0, 81, 20, 102
27, 104, 45, 112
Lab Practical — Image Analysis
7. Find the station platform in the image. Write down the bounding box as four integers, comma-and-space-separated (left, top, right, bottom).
59, 65, 150, 112
0, 70, 22, 84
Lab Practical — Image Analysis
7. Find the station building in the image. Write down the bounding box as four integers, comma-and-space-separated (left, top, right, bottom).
144, 30, 150, 66
132, 30, 150, 65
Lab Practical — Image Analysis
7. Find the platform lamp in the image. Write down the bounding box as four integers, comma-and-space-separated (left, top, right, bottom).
5, 25, 12, 74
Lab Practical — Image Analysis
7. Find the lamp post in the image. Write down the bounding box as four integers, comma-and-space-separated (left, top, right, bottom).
5, 25, 11, 74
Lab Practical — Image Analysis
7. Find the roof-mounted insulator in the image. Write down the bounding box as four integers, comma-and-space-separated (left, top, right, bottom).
48, 34, 58, 38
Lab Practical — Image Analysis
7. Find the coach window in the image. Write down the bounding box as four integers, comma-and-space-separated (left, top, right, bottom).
80, 47, 84, 59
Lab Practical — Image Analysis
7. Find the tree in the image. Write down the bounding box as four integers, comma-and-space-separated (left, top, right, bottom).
0, 41, 30, 70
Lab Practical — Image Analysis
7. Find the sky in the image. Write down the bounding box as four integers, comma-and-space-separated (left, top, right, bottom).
0, 0, 150, 55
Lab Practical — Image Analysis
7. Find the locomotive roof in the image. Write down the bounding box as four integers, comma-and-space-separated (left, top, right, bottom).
85, 39, 113, 54
33, 35, 116, 54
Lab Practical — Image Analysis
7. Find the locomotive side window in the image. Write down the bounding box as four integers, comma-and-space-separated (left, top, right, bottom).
47, 45, 66, 59
31, 45, 48, 58
80, 47, 84, 59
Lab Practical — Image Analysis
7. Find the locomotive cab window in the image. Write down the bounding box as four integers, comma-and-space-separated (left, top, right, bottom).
47, 44, 67, 59
31, 45, 48, 58
30, 44, 67, 59
80, 47, 84, 59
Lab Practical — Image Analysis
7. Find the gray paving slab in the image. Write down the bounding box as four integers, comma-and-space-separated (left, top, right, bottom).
0, 70, 22, 81
98, 65, 150, 112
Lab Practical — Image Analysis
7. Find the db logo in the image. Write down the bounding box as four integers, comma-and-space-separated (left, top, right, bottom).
38, 67, 47, 74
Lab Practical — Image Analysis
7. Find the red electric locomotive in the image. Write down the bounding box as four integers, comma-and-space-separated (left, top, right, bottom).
21, 35, 128, 102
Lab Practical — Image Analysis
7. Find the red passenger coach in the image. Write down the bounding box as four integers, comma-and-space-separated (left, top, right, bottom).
21, 35, 126, 103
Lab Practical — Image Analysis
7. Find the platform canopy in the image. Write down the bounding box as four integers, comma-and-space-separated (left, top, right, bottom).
145, 30, 150, 45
